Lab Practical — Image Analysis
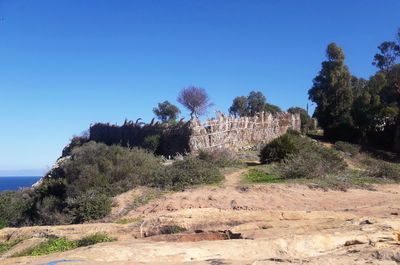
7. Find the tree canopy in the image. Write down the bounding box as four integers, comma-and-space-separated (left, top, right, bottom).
177, 86, 213, 118
308, 43, 354, 139
153, 101, 181, 122
229, 91, 281, 117
308, 29, 400, 151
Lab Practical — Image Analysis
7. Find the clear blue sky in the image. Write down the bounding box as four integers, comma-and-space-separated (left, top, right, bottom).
0, 0, 399, 175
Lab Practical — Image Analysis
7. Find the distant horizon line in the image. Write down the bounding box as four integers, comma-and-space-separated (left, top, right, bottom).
0, 169, 46, 177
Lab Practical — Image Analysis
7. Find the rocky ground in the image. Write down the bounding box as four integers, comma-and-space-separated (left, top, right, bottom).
1, 168, 400, 265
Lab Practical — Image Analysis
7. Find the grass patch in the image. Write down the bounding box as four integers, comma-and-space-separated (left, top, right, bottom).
77, 232, 115, 247
13, 237, 78, 257
131, 190, 166, 209
160, 225, 186, 234
245, 169, 285, 184
0, 240, 21, 255
115, 217, 143, 224
12, 233, 115, 257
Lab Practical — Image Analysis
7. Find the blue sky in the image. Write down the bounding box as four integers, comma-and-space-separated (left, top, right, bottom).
0, 0, 399, 175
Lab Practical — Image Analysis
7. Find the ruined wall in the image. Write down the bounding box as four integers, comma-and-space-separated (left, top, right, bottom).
89, 112, 301, 155
188, 111, 301, 151
90, 121, 191, 156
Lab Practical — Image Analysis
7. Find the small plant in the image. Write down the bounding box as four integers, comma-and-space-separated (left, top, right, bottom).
131, 191, 164, 209
0, 240, 22, 255
77, 232, 115, 247
198, 148, 240, 168
13, 233, 116, 257
160, 225, 186, 234
13, 237, 78, 257
334, 141, 360, 156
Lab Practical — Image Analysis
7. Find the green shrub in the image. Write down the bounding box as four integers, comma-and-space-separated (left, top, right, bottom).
14, 237, 78, 257
77, 232, 115, 247
334, 141, 360, 156
13, 233, 115, 257
68, 191, 113, 223
142, 135, 161, 153
63, 142, 162, 197
163, 157, 223, 190
366, 160, 400, 181
4, 142, 226, 227
198, 148, 240, 167
0, 191, 32, 228
0, 240, 21, 255
160, 225, 186, 234
260, 134, 306, 163
278, 141, 346, 179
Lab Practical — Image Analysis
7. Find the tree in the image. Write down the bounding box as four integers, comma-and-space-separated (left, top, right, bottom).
287, 107, 314, 132
229, 96, 248, 117
152, 101, 181, 122
264, 103, 282, 114
228, 91, 281, 117
308, 43, 354, 139
372, 41, 400, 72
247, 91, 266, 115
177, 86, 213, 118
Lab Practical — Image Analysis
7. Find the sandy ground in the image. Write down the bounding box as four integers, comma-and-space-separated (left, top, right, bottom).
119, 172, 400, 220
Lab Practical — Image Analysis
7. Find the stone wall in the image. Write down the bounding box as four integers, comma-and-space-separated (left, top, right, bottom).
188, 111, 301, 151
89, 111, 301, 155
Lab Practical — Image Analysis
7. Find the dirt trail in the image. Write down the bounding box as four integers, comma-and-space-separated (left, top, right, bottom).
223, 168, 248, 186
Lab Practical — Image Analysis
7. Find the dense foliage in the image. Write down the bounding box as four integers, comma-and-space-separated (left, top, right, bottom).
153, 101, 181, 122
309, 29, 400, 152
277, 138, 346, 179
259, 134, 299, 163
0, 142, 223, 227
259, 133, 346, 179
229, 91, 281, 117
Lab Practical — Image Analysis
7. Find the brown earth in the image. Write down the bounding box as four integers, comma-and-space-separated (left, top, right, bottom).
1, 168, 400, 264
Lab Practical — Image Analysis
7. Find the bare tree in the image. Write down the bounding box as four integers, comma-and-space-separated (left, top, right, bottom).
177, 86, 213, 118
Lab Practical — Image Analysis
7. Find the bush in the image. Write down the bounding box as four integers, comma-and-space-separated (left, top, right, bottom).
0, 191, 32, 228
260, 134, 306, 163
278, 140, 346, 179
67, 191, 113, 223
14, 237, 78, 257
13, 233, 115, 257
142, 135, 161, 153
77, 232, 115, 247
366, 160, 400, 181
198, 148, 240, 167
162, 157, 223, 190
334, 141, 360, 156
63, 142, 162, 197
4, 142, 226, 227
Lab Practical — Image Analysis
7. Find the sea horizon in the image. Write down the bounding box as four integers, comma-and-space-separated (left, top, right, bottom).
0, 176, 41, 192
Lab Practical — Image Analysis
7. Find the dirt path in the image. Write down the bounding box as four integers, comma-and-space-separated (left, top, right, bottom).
223, 168, 248, 186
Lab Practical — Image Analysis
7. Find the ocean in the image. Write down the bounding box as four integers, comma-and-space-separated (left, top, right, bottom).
0, 176, 41, 192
